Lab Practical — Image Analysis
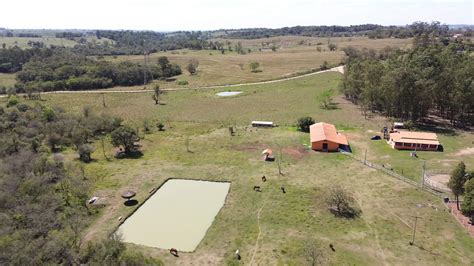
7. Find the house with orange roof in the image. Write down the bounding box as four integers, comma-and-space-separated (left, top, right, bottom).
389, 131, 440, 151
310, 122, 349, 152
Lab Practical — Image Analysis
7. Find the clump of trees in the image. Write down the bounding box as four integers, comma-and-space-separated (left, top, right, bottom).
341, 31, 474, 126
110, 126, 140, 155
297, 116, 315, 132
0, 101, 159, 264
14, 51, 181, 92
447, 161, 473, 222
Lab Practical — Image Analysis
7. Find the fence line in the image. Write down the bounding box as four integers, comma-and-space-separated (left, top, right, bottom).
340, 150, 444, 197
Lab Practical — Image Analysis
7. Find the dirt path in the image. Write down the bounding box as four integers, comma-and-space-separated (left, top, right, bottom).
0, 66, 344, 98
249, 198, 268, 266
356, 197, 388, 265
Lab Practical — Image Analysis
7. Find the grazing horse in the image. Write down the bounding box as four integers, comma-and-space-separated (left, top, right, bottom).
170, 248, 179, 257
253, 186, 261, 192
280, 186, 286, 194
261, 176, 267, 182
329, 244, 335, 252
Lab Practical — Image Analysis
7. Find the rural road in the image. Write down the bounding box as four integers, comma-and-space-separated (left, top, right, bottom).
0, 66, 344, 98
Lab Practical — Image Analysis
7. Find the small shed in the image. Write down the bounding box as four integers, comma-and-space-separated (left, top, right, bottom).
310, 122, 349, 152
252, 121, 274, 127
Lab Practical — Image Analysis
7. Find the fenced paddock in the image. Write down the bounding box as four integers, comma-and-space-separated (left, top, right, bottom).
340, 150, 444, 197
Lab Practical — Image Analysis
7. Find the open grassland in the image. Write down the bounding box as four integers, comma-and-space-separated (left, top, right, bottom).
28, 72, 473, 265
212, 36, 413, 51
0, 36, 78, 48
0, 36, 113, 49
0, 73, 16, 87
106, 36, 412, 89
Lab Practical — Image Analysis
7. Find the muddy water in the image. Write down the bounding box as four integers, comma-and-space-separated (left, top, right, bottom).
117, 179, 230, 251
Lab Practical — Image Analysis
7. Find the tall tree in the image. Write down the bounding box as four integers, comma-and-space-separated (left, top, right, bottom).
448, 162, 467, 210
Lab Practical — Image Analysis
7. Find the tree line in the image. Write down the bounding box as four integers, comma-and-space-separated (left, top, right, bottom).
341, 36, 473, 126
0, 100, 162, 264
217, 22, 468, 39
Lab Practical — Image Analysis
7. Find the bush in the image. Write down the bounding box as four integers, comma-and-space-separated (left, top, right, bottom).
78, 144, 95, 162
176, 80, 189, 85
7, 96, 19, 107
297, 117, 315, 133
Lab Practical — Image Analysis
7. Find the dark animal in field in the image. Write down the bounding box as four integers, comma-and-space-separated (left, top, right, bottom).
281, 186, 286, 193
253, 186, 261, 192
235, 249, 241, 260
170, 248, 179, 257
261, 176, 267, 182
329, 244, 335, 252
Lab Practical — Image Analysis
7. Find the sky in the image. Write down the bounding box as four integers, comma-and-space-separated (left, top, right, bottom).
1, 0, 472, 31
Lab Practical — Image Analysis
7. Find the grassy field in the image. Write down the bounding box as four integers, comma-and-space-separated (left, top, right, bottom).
0, 36, 114, 49
0, 36, 78, 48
106, 36, 412, 89
0, 73, 16, 87
27, 71, 474, 265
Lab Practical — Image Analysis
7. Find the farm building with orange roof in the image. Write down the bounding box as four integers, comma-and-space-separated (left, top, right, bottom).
389, 131, 440, 151
310, 122, 349, 152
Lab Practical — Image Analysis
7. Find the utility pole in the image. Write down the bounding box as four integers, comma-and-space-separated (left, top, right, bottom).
409, 216, 420, 245
421, 160, 426, 188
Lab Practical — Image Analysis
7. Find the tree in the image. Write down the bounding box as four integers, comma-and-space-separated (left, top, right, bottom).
461, 178, 474, 221
320, 61, 329, 70
110, 126, 140, 154
152, 85, 162, 104
318, 89, 335, 109
326, 186, 360, 218
249, 62, 260, 73
186, 59, 199, 75
297, 117, 315, 133
78, 144, 95, 162
304, 239, 323, 266
328, 43, 337, 51
448, 162, 467, 210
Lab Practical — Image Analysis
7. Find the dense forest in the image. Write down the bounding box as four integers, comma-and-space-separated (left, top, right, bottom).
341, 28, 474, 126
0, 100, 162, 264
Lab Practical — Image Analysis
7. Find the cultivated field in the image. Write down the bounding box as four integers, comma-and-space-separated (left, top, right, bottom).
106, 36, 412, 89
28, 71, 474, 265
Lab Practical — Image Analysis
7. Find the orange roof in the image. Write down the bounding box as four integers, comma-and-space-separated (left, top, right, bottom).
390, 131, 440, 145
310, 122, 348, 145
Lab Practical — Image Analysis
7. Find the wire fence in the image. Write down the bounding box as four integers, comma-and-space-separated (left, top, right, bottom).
340, 150, 444, 197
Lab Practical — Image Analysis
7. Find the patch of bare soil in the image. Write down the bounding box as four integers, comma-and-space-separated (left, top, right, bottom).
282, 146, 309, 160
233, 142, 269, 152
430, 174, 450, 185
455, 147, 474, 156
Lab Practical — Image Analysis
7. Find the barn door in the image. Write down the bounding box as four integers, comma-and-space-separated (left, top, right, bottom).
322, 143, 328, 151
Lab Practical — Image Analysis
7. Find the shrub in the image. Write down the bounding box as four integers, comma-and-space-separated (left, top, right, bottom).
297, 117, 315, 133
176, 80, 189, 85
7, 95, 18, 107
78, 144, 95, 162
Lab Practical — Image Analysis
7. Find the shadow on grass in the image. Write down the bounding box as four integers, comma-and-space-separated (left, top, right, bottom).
329, 207, 361, 219
115, 150, 144, 159
124, 199, 138, 206
415, 118, 458, 136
